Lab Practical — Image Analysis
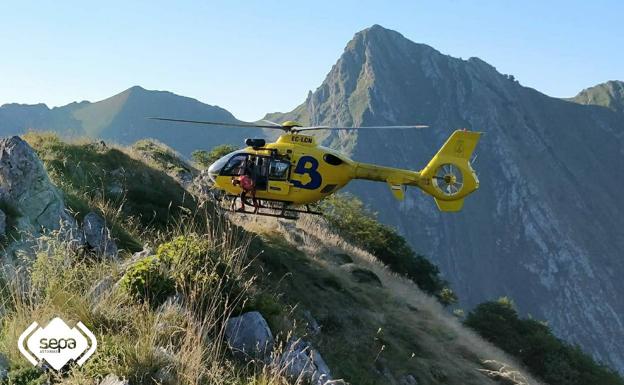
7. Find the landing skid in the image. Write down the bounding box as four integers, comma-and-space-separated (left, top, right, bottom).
224, 196, 322, 220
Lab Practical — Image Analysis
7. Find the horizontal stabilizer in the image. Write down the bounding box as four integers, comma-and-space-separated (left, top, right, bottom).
387, 181, 405, 200
434, 198, 464, 212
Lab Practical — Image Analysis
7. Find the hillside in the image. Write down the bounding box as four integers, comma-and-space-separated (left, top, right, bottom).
267, 24, 624, 372
1, 23, 623, 377
0, 86, 256, 155
0, 133, 549, 385
569, 80, 624, 114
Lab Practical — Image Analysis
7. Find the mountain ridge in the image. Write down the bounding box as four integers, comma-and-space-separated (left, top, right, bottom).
570, 80, 624, 114
0, 85, 253, 155
269, 24, 624, 373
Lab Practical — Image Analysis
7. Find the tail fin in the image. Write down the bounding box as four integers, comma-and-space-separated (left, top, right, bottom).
419, 130, 482, 211
436, 129, 481, 161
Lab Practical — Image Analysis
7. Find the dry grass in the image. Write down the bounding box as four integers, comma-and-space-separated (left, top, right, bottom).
0, 214, 286, 385
231, 213, 544, 385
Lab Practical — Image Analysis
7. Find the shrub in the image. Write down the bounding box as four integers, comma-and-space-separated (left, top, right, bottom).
191, 144, 238, 169
321, 194, 456, 304
464, 297, 624, 385
121, 256, 175, 305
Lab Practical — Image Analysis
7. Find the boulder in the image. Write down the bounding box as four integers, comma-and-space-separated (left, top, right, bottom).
279, 338, 332, 385
225, 311, 274, 359
0, 136, 74, 232
100, 374, 129, 385
82, 212, 118, 258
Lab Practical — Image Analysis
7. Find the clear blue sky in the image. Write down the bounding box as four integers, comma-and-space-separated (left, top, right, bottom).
1, 0, 622, 121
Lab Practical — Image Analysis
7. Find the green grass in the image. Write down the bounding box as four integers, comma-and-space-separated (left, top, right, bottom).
25, 133, 197, 229
247, 234, 483, 385
0, 213, 287, 385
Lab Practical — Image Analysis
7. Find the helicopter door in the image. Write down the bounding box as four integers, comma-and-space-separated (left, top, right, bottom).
267, 158, 291, 196
250, 156, 269, 191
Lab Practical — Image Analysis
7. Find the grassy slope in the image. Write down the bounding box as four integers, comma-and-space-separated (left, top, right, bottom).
1, 134, 540, 385
239, 216, 541, 385
23, 133, 199, 250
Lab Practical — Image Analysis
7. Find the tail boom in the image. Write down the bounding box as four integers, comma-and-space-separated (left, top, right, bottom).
351, 130, 482, 212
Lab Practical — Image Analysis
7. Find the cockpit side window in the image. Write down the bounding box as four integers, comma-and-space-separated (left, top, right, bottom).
221, 154, 248, 176
268, 159, 290, 180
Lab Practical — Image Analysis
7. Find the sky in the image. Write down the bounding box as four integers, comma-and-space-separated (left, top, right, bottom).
0, 0, 622, 121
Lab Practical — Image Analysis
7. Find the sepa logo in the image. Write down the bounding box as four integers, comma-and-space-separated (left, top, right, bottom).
18, 317, 97, 371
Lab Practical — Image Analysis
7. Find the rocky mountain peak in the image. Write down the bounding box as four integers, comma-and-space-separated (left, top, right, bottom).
571, 80, 624, 114
273, 26, 624, 373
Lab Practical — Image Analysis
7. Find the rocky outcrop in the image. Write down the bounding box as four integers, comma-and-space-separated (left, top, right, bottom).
224, 311, 333, 384
280, 338, 332, 385
0, 136, 74, 233
100, 374, 129, 385
224, 311, 274, 359
82, 212, 118, 258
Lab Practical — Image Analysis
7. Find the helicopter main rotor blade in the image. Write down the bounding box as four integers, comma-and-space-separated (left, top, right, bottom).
260, 119, 283, 127
148, 117, 284, 130
297, 124, 429, 131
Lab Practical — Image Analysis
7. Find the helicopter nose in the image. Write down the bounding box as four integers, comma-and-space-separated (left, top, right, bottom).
207, 162, 220, 182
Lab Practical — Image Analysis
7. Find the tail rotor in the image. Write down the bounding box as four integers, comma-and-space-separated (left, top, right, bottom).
432, 163, 464, 196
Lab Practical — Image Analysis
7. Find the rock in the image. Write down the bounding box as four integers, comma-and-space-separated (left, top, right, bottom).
225, 311, 274, 359
0, 353, 8, 381
88, 275, 115, 301
279, 338, 332, 385
174, 168, 194, 188
400, 374, 419, 385
82, 212, 118, 258
193, 170, 213, 199
0, 209, 5, 237
100, 374, 129, 385
340, 264, 382, 287
302, 310, 321, 336
0, 136, 74, 233
121, 246, 153, 270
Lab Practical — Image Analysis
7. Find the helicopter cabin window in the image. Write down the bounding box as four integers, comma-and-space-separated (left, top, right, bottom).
269, 159, 290, 180
221, 154, 248, 176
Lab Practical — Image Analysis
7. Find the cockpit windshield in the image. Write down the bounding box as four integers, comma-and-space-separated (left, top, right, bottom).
207, 150, 247, 179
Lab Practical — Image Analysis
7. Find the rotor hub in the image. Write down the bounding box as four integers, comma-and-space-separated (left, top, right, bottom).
433, 163, 464, 196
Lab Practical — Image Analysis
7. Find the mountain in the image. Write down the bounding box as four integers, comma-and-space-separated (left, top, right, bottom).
268, 25, 624, 372
0, 86, 255, 155
570, 80, 624, 114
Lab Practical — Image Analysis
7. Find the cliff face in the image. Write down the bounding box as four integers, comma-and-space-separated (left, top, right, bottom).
273, 25, 624, 371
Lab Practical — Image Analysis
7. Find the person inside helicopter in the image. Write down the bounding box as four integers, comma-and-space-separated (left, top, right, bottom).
231, 156, 260, 213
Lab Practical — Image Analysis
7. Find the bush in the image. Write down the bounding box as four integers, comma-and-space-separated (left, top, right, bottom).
121, 256, 175, 305
192, 144, 238, 169
464, 297, 624, 385
321, 194, 456, 304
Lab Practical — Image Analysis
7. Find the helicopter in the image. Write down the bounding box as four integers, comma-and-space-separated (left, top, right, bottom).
150, 118, 482, 219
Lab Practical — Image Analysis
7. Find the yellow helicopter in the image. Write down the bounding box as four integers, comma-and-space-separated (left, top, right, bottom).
151, 118, 482, 219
